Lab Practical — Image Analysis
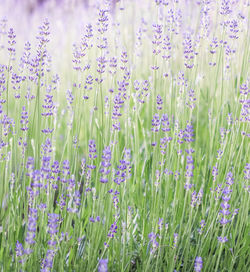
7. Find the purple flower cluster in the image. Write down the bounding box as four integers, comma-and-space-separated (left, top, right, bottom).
100, 146, 111, 183
239, 81, 250, 123
183, 33, 197, 69
25, 208, 38, 254
15, 241, 25, 264
107, 221, 118, 238
134, 80, 150, 104
112, 92, 124, 131
217, 172, 239, 244
190, 188, 203, 208
20, 106, 29, 131
148, 232, 159, 254
98, 259, 108, 272
219, 173, 234, 226
198, 219, 206, 235
194, 257, 203, 272
114, 149, 131, 185
1, 1, 249, 271
7, 27, 16, 59
152, 113, 161, 133
88, 139, 97, 169
173, 233, 178, 248
41, 213, 60, 271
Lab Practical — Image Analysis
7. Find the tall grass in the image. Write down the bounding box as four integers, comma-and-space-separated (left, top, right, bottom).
0, 0, 249, 271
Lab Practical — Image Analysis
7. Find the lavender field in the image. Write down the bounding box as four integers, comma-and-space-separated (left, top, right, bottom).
0, 0, 249, 271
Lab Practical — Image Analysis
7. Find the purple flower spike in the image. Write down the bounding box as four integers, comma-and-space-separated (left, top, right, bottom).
173, 233, 178, 248
8, 28, 16, 59
151, 114, 161, 132
15, 240, 25, 264
15, 240, 24, 257
156, 95, 163, 110
25, 208, 38, 246
161, 114, 170, 132
198, 220, 206, 234
100, 146, 111, 183
88, 140, 97, 169
194, 257, 203, 272
244, 163, 250, 180
148, 231, 159, 254
98, 259, 108, 272
218, 236, 228, 243
226, 172, 234, 185
107, 221, 117, 238
48, 213, 59, 236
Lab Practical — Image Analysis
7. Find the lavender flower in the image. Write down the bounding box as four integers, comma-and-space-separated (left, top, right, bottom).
186, 89, 196, 109
48, 213, 59, 236
34, 18, 50, 81
184, 155, 194, 189
8, 28, 16, 59
184, 122, 194, 143
97, 9, 109, 35
173, 233, 178, 248
191, 191, 197, 208
108, 221, 118, 238
159, 136, 172, 155
42, 86, 55, 117
114, 149, 131, 185
97, 56, 107, 74
198, 220, 206, 234
100, 146, 111, 183
1, 115, 15, 136
161, 114, 170, 132
152, 23, 163, 55
98, 259, 108, 272
156, 95, 163, 110
112, 93, 124, 131
197, 189, 203, 206
20, 106, 29, 131
209, 37, 218, 66
199, 0, 211, 38
162, 35, 171, 61
226, 172, 234, 186
217, 236, 228, 243
219, 185, 232, 225
88, 140, 97, 169
183, 34, 195, 69
135, 79, 150, 104
212, 164, 218, 182
229, 19, 239, 40
60, 160, 70, 184
25, 208, 38, 251
194, 257, 203, 272
152, 114, 161, 133
11, 73, 23, 98
120, 51, 128, 71
244, 163, 250, 180
41, 249, 56, 272
117, 79, 129, 100
109, 56, 117, 75
72, 42, 87, 71
220, 0, 232, 15
20, 41, 31, 70
0, 17, 7, 50
15, 240, 24, 257
148, 232, 159, 254
58, 194, 66, 210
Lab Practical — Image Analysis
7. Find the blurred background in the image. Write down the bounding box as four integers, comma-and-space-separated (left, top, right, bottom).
0, 0, 121, 14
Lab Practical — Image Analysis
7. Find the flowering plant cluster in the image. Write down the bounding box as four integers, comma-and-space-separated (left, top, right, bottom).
0, 0, 249, 271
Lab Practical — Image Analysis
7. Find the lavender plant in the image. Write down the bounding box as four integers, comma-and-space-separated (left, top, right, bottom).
0, 0, 249, 271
